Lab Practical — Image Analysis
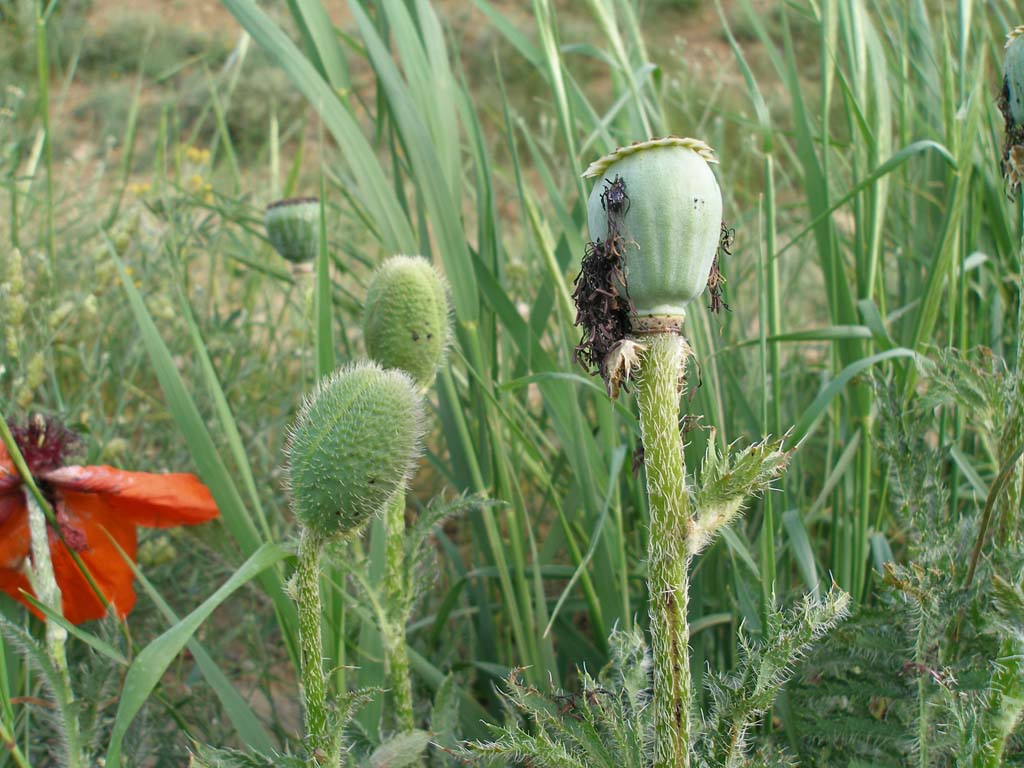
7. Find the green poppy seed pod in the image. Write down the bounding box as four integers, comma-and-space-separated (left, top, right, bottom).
1005, 27, 1024, 125
363, 255, 451, 389
286, 362, 424, 539
584, 137, 722, 325
265, 197, 320, 267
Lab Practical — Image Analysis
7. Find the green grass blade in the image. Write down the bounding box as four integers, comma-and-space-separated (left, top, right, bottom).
284, 0, 351, 91
175, 288, 272, 541
220, 0, 416, 254
543, 445, 626, 636
348, 0, 479, 323
111, 248, 261, 555
105, 543, 287, 765
733, 326, 874, 348
19, 596, 128, 666
788, 348, 920, 449
531, 0, 584, 198
315, 191, 335, 378
111, 247, 300, 660
775, 140, 955, 261
129, 557, 277, 753
781, 510, 820, 598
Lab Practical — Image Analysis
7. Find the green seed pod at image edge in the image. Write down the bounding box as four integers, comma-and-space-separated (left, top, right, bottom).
264, 197, 320, 267
1005, 26, 1024, 125
364, 255, 451, 389
584, 137, 723, 325
286, 362, 424, 539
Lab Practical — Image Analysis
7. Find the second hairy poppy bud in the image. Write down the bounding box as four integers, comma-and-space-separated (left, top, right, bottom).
583, 137, 722, 327
264, 197, 320, 268
286, 362, 424, 539
363, 255, 451, 390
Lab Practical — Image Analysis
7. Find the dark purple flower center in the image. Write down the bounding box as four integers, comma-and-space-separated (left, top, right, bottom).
8, 415, 80, 475
58, 519, 88, 552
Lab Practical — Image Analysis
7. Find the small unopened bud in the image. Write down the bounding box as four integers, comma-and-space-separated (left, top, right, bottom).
264, 197, 320, 269
286, 362, 424, 539
363, 255, 451, 389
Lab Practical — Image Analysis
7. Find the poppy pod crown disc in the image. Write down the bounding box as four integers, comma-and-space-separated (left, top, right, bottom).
286, 362, 425, 540
584, 137, 723, 321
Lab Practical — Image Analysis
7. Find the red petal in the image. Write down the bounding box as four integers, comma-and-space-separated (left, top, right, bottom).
0, 568, 42, 620
0, 493, 29, 570
41, 465, 219, 528
50, 491, 138, 624
0, 489, 42, 620
0, 443, 17, 493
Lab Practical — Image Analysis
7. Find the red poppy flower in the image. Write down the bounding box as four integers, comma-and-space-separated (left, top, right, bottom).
0, 417, 219, 624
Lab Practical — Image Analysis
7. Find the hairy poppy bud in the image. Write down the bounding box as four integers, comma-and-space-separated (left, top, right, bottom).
583, 137, 722, 326
264, 197, 320, 268
363, 255, 451, 389
286, 362, 424, 539
1005, 27, 1024, 125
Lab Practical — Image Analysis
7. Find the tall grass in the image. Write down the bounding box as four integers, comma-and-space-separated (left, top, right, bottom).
0, 0, 1022, 763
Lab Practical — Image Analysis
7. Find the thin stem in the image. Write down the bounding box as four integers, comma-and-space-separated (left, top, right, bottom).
296, 529, 340, 767
384, 491, 415, 731
35, 4, 55, 274
967, 198, 1024, 766
1005, 200, 1024, 530
916, 618, 928, 768
0, 717, 30, 768
637, 333, 693, 768
971, 640, 1024, 767
24, 492, 82, 768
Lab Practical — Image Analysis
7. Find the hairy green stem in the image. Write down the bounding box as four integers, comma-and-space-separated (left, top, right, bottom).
999, 204, 1024, 534
637, 333, 693, 768
1009, 202, 1024, 526
25, 492, 82, 768
973, 640, 1024, 767
972, 201, 1024, 766
384, 491, 415, 731
916, 617, 929, 768
296, 529, 340, 767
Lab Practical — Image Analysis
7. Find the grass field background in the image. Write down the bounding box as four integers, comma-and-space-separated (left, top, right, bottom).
1, 0, 1023, 764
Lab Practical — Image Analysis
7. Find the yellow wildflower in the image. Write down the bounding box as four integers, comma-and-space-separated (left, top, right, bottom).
184, 145, 211, 165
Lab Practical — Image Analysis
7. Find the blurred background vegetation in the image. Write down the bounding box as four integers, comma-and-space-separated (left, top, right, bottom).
1, 0, 1023, 764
